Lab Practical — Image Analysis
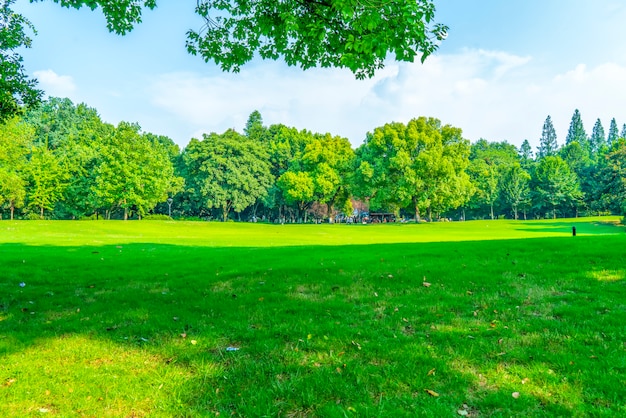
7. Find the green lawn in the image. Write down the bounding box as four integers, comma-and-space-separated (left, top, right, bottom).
1, 218, 625, 416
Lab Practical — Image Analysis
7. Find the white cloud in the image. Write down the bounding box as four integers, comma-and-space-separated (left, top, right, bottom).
33, 69, 77, 98
147, 50, 626, 150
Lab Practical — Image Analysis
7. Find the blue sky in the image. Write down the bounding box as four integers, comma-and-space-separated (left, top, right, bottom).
14, 0, 626, 150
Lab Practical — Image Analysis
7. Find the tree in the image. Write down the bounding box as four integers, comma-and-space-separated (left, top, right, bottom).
607, 118, 619, 147
537, 115, 558, 159
589, 118, 606, 156
188, 0, 448, 79
621, 124, 626, 140
25, 145, 68, 218
182, 129, 272, 221
0, 117, 33, 219
354, 117, 471, 221
565, 109, 587, 148
519, 139, 533, 163
597, 140, 626, 215
95, 122, 178, 219
276, 170, 315, 222
501, 164, 530, 220
532, 156, 582, 219
467, 140, 519, 219
0, 0, 42, 121
301, 133, 355, 221
467, 157, 499, 219
244, 110, 266, 142
262, 124, 316, 220
32, 0, 446, 80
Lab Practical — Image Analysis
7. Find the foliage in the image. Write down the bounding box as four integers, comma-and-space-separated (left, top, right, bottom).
589, 117, 606, 156
186, 0, 448, 79
3, 101, 626, 221
94, 122, 179, 219
537, 115, 558, 159
25, 145, 68, 218
565, 108, 587, 148
597, 141, 626, 215
355, 117, 471, 220
33, 0, 158, 34
607, 118, 619, 147
467, 140, 519, 219
532, 156, 582, 218
0, 117, 33, 219
500, 164, 530, 220
30, 0, 447, 79
0, 0, 42, 121
182, 129, 272, 221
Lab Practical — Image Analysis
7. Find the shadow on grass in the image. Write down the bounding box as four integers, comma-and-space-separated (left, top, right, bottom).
1, 235, 626, 415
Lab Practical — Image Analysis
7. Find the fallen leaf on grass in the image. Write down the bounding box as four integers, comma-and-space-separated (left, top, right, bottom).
190, 340, 197, 345
512, 392, 520, 399
521, 378, 530, 385
422, 282, 431, 288
425, 389, 439, 397
427, 368, 436, 376
457, 409, 469, 416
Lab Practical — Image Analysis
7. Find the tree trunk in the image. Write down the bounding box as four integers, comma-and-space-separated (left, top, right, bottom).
326, 202, 333, 223
428, 206, 432, 222
124, 207, 128, 221
490, 203, 494, 220
513, 205, 518, 220
40, 206, 44, 219
10, 202, 14, 220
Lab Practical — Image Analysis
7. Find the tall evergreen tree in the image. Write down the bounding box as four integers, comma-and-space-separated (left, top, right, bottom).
621, 124, 626, 140
565, 109, 587, 147
589, 118, 606, 155
537, 115, 558, 159
519, 139, 533, 166
607, 118, 619, 146
244, 110, 266, 142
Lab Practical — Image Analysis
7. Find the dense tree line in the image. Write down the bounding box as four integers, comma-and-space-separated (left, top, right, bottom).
1, 99, 626, 222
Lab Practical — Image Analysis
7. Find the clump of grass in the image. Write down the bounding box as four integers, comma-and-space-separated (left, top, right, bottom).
1, 218, 625, 416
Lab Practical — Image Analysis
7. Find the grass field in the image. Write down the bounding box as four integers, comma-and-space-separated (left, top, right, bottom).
1, 218, 625, 417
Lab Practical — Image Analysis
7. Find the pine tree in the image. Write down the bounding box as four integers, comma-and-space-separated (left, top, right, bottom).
244, 110, 266, 142
537, 115, 558, 159
607, 118, 619, 146
565, 109, 587, 147
519, 139, 533, 167
589, 118, 606, 155
621, 124, 626, 140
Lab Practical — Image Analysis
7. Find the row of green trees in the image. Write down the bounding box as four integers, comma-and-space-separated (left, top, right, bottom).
1, 98, 625, 221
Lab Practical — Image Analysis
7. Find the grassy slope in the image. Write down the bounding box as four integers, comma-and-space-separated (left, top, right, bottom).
0, 218, 625, 417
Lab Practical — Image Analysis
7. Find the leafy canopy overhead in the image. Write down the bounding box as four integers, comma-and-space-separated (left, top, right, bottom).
37, 0, 447, 79
0, 0, 42, 122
